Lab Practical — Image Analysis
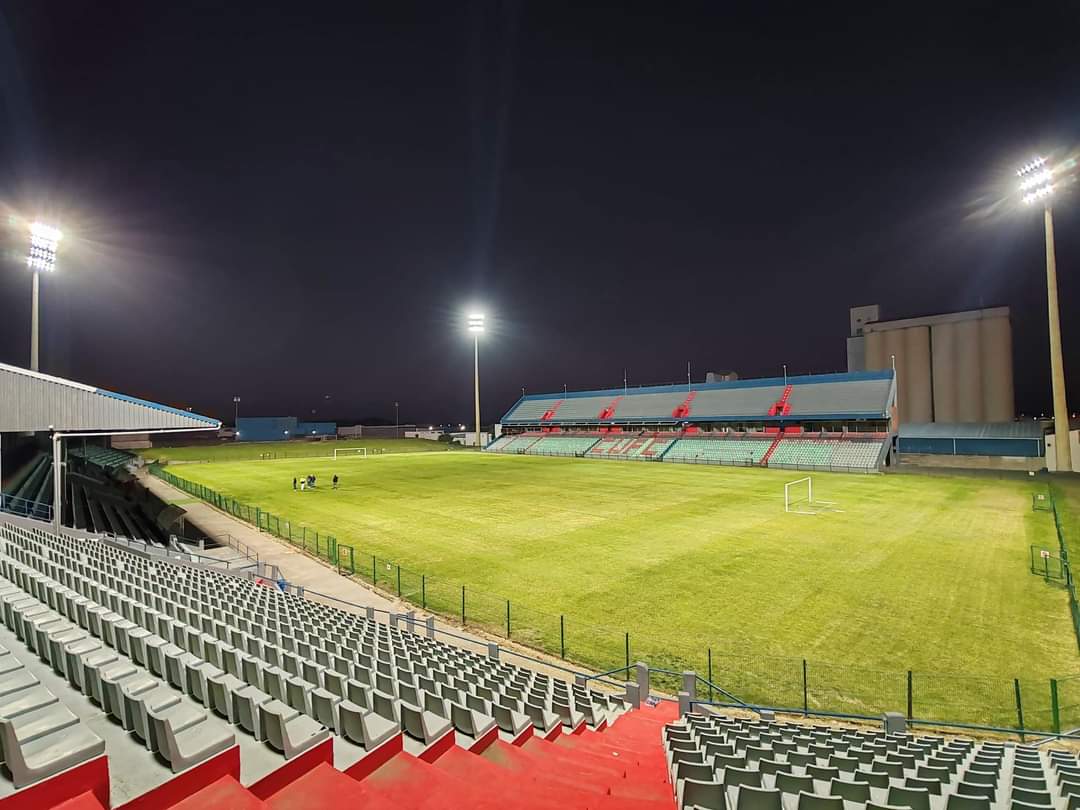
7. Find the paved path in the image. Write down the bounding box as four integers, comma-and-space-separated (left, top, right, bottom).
141, 470, 623, 690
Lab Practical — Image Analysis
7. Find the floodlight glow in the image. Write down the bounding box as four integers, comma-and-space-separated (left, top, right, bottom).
1022, 184, 1055, 205
1017, 157, 1048, 176
1019, 169, 1053, 190
467, 312, 485, 333
26, 221, 62, 272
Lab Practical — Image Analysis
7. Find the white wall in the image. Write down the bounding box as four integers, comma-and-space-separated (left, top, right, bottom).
1045, 429, 1080, 473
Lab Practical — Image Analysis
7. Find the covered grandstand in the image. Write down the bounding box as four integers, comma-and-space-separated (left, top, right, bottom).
0, 362, 220, 532
490, 371, 896, 473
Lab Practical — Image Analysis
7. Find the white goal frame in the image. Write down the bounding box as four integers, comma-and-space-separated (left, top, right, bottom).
784, 476, 840, 515
332, 447, 368, 460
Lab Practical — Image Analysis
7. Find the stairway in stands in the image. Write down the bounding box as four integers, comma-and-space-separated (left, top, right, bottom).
158, 701, 677, 810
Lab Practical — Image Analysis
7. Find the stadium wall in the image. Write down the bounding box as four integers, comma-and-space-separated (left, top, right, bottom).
236, 416, 297, 441
295, 421, 336, 437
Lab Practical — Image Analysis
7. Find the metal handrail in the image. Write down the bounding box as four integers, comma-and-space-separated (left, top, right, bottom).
583, 664, 633, 683
693, 674, 749, 708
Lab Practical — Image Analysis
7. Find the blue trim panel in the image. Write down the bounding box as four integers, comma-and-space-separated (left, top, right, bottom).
95, 388, 220, 426
502, 411, 886, 425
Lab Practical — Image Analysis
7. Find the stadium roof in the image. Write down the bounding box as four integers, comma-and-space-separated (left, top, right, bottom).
0, 362, 220, 433
501, 370, 895, 425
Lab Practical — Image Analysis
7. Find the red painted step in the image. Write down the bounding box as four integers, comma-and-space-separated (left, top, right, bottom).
167, 776, 265, 810
47, 795, 108, 810
263, 763, 376, 810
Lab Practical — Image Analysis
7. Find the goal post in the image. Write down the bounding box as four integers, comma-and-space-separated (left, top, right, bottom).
332, 447, 368, 460
784, 477, 813, 513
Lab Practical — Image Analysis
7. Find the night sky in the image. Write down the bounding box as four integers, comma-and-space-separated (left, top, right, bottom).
1, 2, 1078, 426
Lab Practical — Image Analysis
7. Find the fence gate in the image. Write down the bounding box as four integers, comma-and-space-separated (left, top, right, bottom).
338, 544, 355, 575
1031, 545, 1065, 581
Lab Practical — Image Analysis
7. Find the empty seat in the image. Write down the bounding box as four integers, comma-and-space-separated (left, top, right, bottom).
147, 707, 234, 773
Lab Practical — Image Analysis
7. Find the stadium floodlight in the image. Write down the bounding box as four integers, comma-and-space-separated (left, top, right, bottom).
467, 312, 485, 447
1018, 154, 1071, 472
26, 222, 62, 371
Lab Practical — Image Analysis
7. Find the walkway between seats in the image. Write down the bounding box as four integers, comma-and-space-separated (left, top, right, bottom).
140, 472, 616, 688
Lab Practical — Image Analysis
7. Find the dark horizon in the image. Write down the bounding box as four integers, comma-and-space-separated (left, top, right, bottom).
1, 2, 1078, 426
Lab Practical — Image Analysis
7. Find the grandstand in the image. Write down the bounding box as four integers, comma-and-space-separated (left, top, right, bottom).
490, 371, 896, 473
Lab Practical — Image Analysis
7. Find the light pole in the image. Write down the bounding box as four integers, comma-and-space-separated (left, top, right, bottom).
26, 222, 62, 372
1019, 156, 1072, 472
233, 396, 240, 426
468, 313, 485, 447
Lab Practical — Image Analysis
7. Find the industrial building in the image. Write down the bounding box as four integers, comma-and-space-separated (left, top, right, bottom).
846, 305, 1014, 424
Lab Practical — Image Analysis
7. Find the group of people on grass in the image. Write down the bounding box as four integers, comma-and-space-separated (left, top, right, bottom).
293, 473, 338, 491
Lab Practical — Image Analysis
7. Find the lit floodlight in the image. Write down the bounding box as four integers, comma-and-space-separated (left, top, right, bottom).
1017, 156, 1047, 176
1019, 169, 1053, 190
467, 313, 485, 333
26, 221, 62, 272
1018, 157, 1055, 205
1022, 184, 1055, 205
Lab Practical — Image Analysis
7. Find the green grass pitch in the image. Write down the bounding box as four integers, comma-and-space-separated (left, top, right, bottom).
154, 443, 1079, 726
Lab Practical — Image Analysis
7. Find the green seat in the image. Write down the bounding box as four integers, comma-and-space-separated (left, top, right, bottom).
775, 772, 814, 796
829, 779, 871, 803
796, 792, 842, 810
946, 795, 991, 810
735, 786, 782, 810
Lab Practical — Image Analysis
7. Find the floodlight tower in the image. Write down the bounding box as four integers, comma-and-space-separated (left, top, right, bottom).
1019, 156, 1071, 472
468, 313, 485, 447
26, 222, 62, 372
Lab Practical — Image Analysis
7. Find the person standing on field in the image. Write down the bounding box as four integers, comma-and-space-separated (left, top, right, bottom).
292, 477, 297, 491
332, 474, 339, 489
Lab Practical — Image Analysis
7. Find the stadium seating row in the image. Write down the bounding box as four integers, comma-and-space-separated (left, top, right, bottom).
68, 446, 136, 472
502, 373, 894, 425
486, 433, 887, 472
1, 454, 53, 520
0, 517, 636, 797
665, 709, 1078, 810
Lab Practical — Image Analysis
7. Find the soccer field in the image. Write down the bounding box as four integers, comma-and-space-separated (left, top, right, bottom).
157, 447, 1079, 726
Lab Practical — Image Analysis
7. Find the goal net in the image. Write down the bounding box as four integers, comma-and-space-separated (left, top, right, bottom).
332, 447, 368, 460
784, 476, 839, 515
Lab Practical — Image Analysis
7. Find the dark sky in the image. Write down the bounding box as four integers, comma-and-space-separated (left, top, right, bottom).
1, 1, 1078, 425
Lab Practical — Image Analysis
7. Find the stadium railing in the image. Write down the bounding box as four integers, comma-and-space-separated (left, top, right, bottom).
149, 464, 1080, 735
0, 493, 53, 522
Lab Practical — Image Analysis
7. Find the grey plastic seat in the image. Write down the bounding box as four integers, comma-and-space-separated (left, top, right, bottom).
946, 795, 991, 810
724, 767, 763, 789
682, 778, 727, 810
492, 703, 530, 738
888, 785, 932, 810
147, 708, 234, 773
0, 703, 79, 765
0, 686, 58, 720
830, 779, 871, 803
205, 672, 245, 722
0, 668, 38, 699
736, 785, 782, 810
400, 701, 452, 745
0, 715, 104, 789
775, 772, 814, 796
260, 699, 328, 759
449, 701, 496, 741
524, 700, 559, 734
337, 700, 398, 750
231, 685, 273, 738
310, 689, 342, 731
797, 792, 843, 810
1012, 789, 1052, 807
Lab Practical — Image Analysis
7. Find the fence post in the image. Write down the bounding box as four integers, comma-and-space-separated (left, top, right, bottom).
255, 507, 260, 530
625, 633, 630, 674
1051, 678, 1061, 734
506, 600, 511, 638
907, 671, 913, 719
372, 556, 376, 585
1014, 679, 1026, 742
802, 660, 809, 715
560, 615, 565, 659
421, 575, 426, 609
707, 648, 713, 703
302, 526, 307, 550
461, 586, 466, 625
396, 565, 401, 596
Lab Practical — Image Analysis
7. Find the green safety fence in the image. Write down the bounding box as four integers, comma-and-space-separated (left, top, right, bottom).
150, 464, 1080, 733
